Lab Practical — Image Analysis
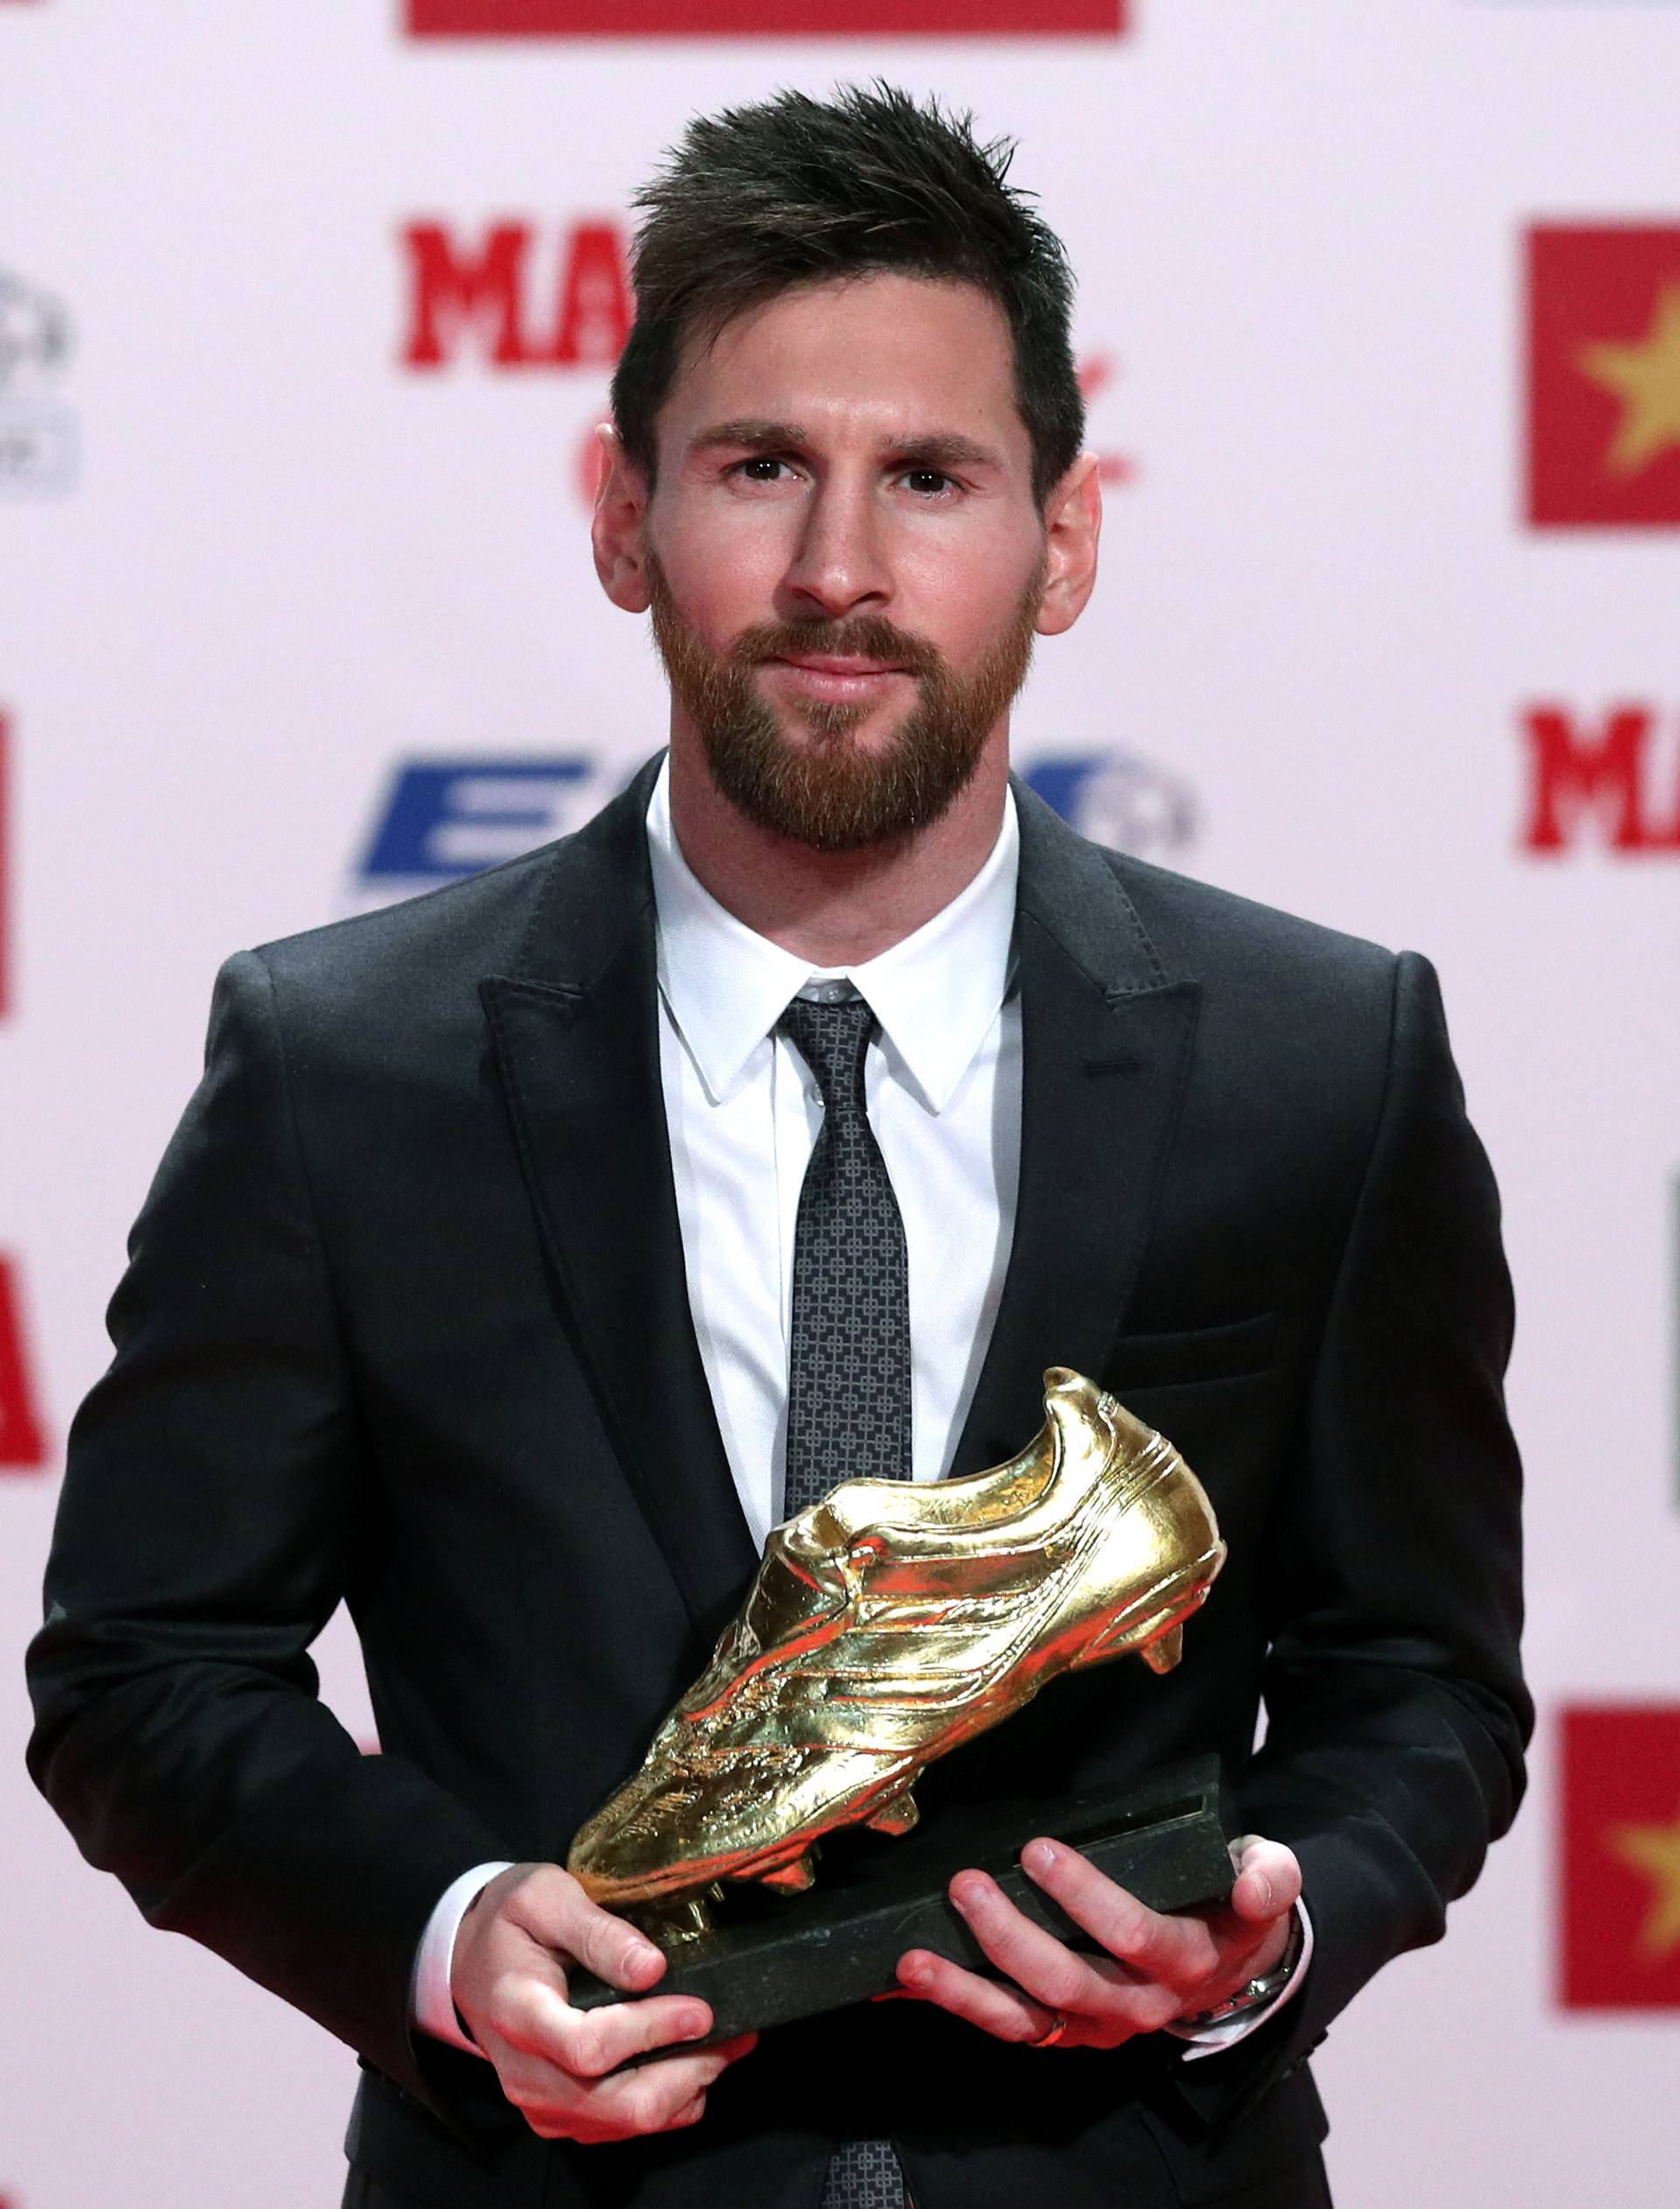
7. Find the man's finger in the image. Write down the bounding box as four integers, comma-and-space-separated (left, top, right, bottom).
942, 1870, 1120, 2016
592, 2046, 736, 2138
1227, 1836, 1303, 1926
508, 2034, 757, 2143
503, 1983, 714, 2076
1019, 1839, 1220, 1983
507, 1866, 668, 1994
896, 1946, 1064, 2045
564, 1899, 672, 1993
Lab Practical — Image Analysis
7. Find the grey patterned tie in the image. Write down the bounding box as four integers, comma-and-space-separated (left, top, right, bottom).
780, 986, 911, 2209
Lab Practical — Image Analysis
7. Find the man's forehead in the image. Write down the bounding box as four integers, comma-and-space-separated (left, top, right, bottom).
674, 274, 1014, 389
662, 274, 1025, 451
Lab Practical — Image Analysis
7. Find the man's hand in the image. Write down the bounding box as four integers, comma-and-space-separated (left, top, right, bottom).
451, 1862, 757, 2142
894, 1834, 1302, 2051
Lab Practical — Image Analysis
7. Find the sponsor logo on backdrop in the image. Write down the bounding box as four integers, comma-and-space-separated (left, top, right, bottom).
1528, 225, 1680, 527
1, 714, 47, 1475
1076, 354, 1137, 488
348, 758, 621, 912
0, 1255, 46, 1473
348, 747, 1198, 912
1020, 751, 1196, 859
399, 221, 1137, 500
0, 263, 75, 495
1560, 1706, 1680, 2009
1519, 702, 1680, 854
407, 1, 1125, 38
402, 219, 632, 371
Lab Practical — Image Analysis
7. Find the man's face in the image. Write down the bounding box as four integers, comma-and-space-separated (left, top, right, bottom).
628, 274, 1057, 852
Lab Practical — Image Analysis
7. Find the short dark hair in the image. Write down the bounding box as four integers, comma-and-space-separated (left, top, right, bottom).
612, 83, 1085, 508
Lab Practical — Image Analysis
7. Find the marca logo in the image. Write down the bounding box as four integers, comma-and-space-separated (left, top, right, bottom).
0, 722, 40, 1475
0, 1255, 47, 1472
402, 227, 1138, 503
408, 2, 1124, 37
1560, 1706, 1680, 2009
1076, 355, 1138, 491
353, 747, 1195, 909
1519, 703, 1680, 854
402, 221, 632, 371
1528, 225, 1680, 527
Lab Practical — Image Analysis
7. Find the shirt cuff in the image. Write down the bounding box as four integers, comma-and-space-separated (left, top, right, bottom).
1170, 1898, 1314, 2061
410, 1859, 515, 2056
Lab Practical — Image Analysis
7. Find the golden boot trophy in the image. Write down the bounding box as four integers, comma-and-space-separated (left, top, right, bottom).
564, 1370, 1234, 2037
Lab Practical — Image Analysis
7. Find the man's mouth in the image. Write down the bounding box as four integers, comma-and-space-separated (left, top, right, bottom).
764, 652, 912, 703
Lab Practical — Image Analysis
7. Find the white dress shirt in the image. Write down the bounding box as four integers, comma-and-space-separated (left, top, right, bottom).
411, 757, 1307, 2058
647, 757, 1023, 1540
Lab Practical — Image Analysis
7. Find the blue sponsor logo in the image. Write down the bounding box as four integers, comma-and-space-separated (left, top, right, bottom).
349, 757, 624, 911
350, 747, 1199, 911
1019, 752, 1199, 864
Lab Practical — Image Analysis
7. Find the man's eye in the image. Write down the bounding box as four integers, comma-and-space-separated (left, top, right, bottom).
738, 456, 790, 482
901, 469, 956, 497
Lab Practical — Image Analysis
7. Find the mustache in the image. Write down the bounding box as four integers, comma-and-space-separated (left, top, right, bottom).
730, 615, 943, 678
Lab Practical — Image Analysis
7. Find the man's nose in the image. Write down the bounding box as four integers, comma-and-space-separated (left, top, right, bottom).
779, 478, 890, 620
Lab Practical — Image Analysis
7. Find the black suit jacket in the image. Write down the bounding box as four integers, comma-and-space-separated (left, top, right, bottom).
26, 760, 1529, 2208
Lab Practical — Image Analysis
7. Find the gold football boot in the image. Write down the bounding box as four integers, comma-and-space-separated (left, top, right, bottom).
568, 1368, 1224, 1916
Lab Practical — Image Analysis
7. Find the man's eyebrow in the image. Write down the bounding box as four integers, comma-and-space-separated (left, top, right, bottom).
888, 431, 1004, 473
686, 420, 1005, 471
688, 418, 807, 457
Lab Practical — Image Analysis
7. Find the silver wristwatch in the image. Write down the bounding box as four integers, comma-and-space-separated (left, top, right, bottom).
1179, 1909, 1305, 2030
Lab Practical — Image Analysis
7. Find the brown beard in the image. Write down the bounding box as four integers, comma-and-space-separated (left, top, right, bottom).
646, 550, 1045, 853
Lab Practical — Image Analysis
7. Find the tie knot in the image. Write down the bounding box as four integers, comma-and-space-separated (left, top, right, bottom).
780, 991, 875, 1112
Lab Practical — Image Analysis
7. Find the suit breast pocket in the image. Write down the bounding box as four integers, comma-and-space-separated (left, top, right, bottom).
1103, 1312, 1278, 1393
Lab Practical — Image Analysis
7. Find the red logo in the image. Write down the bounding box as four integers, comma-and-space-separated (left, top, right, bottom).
1528, 225, 1680, 527
409, 2, 1124, 35
1561, 1706, 1680, 2009
402, 226, 1137, 508
402, 220, 632, 371
1519, 703, 1680, 854
0, 1255, 47, 1472
1077, 354, 1137, 490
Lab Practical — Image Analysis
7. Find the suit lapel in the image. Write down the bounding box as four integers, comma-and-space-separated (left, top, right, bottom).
480, 760, 759, 1641
950, 782, 1202, 1476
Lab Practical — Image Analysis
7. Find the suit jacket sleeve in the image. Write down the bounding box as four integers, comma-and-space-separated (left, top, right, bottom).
1175, 949, 1530, 2128
24, 950, 508, 2100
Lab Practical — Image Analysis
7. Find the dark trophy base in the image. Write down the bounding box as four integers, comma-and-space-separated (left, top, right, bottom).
568, 1755, 1230, 2044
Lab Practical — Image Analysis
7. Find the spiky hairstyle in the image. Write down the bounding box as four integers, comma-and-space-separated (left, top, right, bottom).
612, 83, 1084, 507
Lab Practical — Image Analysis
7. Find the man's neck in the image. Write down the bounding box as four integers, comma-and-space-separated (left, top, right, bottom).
666, 730, 1012, 969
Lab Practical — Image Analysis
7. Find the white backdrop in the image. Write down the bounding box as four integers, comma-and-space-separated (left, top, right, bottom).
4, 3, 1680, 2202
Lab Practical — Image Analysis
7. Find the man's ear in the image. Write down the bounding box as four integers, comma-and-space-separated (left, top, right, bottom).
592, 422, 652, 614
1034, 452, 1102, 638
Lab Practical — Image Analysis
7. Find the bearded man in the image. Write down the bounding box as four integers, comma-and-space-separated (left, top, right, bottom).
26, 86, 1528, 2209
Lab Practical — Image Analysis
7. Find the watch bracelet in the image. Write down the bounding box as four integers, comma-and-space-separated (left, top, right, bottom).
1175, 1905, 1305, 2030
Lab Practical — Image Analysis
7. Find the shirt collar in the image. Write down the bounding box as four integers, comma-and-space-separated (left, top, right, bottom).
646, 754, 1018, 1114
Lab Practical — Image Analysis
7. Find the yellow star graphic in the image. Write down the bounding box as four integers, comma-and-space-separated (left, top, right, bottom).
1576, 281, 1680, 478
1609, 1805, 1680, 1960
